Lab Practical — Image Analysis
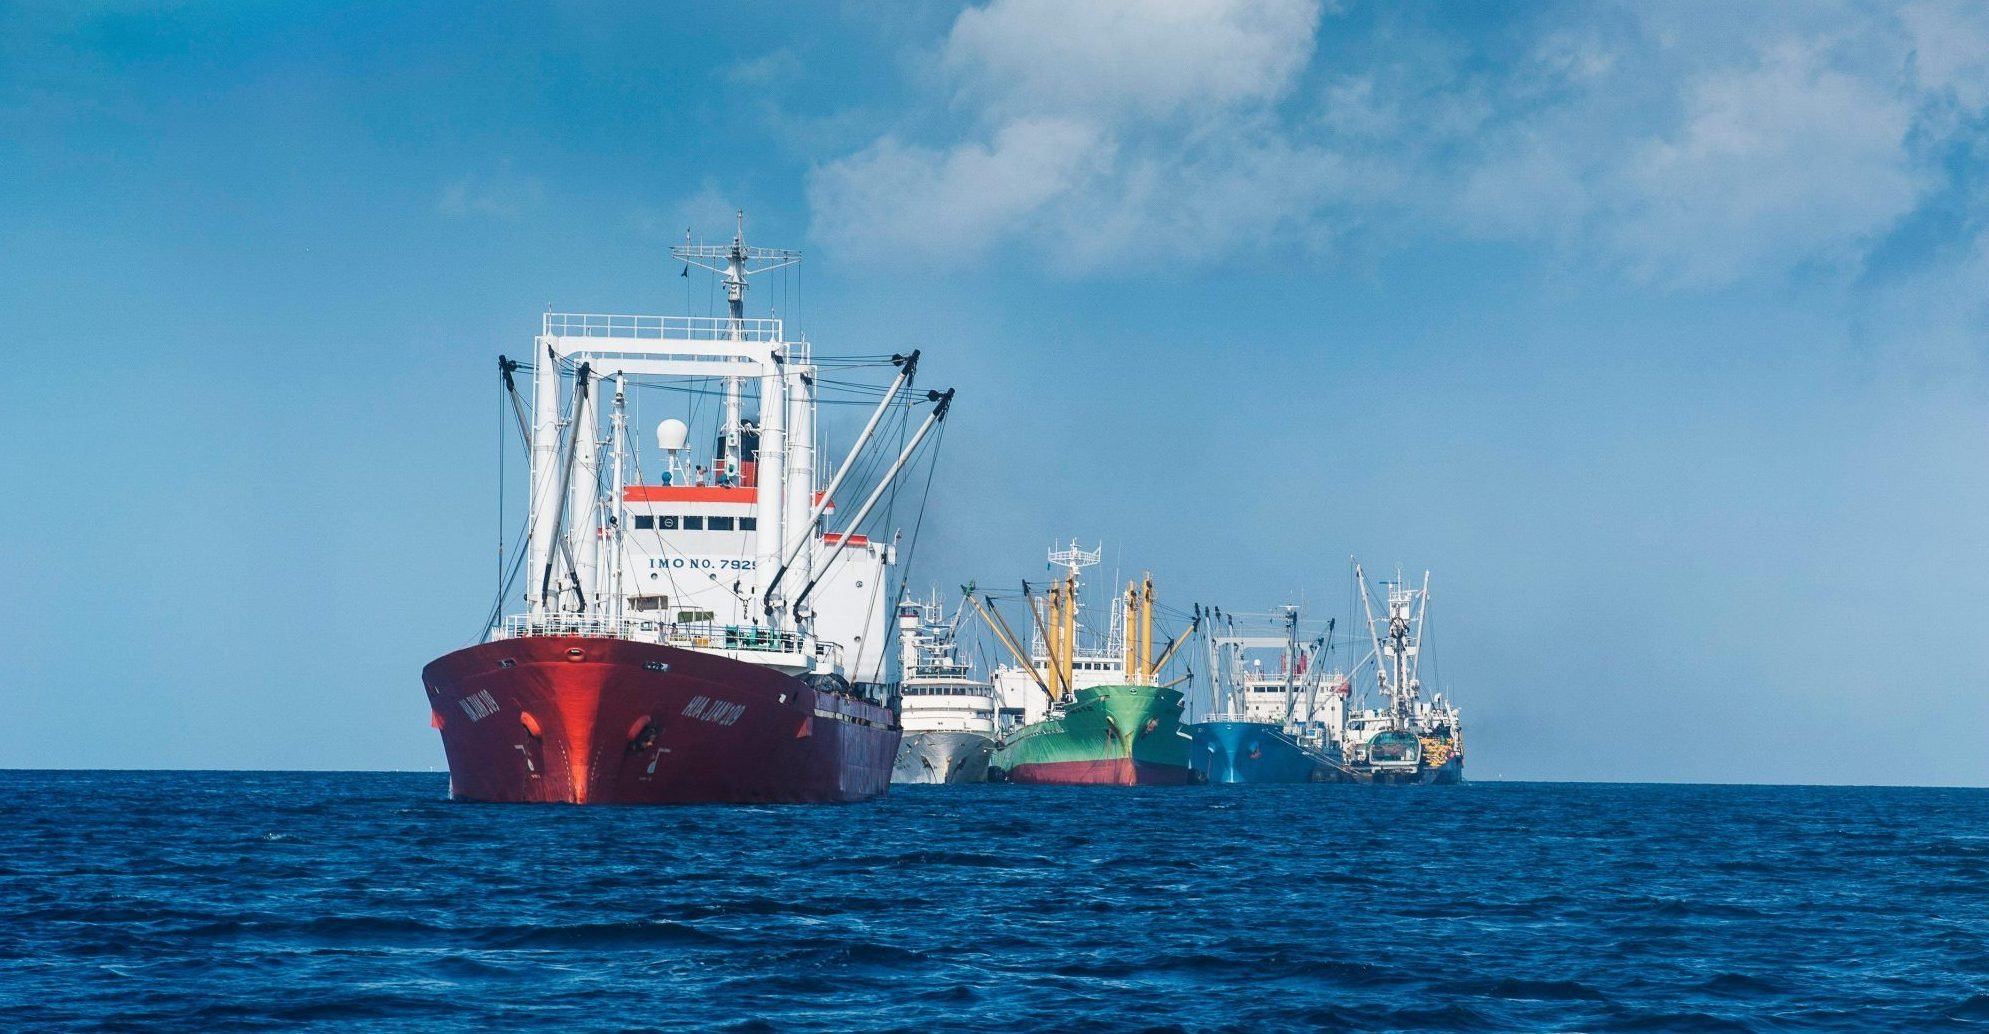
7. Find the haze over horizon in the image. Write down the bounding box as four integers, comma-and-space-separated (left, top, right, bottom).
4, 1, 1988, 785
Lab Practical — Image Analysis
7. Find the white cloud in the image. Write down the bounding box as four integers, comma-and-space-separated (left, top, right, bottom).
438, 164, 544, 220
722, 48, 803, 89
809, 0, 1326, 270
675, 182, 743, 241
1609, 41, 1925, 286
1411, 10, 1946, 287
812, 1, 1985, 287
1901, 1, 1989, 112
811, 117, 1111, 262
943, 0, 1320, 120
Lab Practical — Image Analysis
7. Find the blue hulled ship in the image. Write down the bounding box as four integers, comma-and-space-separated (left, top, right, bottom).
1191, 720, 1320, 783
1188, 605, 1350, 784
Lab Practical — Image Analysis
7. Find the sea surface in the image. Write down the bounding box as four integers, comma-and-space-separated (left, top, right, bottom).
3, 773, 1987, 1032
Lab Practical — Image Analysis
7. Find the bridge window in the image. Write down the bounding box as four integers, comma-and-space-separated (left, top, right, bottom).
633, 515, 654, 530
683, 516, 705, 530
740, 517, 758, 531
708, 516, 736, 531
659, 515, 680, 530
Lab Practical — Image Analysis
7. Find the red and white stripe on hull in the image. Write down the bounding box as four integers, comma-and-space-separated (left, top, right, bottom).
422, 637, 899, 804
1004, 757, 1195, 787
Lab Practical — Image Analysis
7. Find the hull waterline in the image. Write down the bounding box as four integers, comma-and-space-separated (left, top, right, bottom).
1354, 756, 1465, 786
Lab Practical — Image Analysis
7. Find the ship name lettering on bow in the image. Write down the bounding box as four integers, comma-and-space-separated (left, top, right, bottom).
681, 695, 746, 726
458, 690, 500, 722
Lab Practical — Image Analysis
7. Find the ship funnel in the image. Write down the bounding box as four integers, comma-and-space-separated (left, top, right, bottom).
656, 418, 689, 452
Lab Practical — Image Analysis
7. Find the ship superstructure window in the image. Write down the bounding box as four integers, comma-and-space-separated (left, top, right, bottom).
659, 515, 680, 530
683, 516, 705, 530
740, 517, 757, 531
708, 516, 736, 531
634, 515, 654, 530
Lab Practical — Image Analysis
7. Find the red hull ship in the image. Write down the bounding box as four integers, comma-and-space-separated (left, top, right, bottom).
425, 637, 897, 804
428, 217, 951, 805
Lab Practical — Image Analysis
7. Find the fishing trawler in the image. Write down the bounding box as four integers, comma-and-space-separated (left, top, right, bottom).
890, 591, 998, 784
983, 543, 1197, 785
1337, 564, 1464, 785
421, 214, 956, 804
1189, 606, 1344, 784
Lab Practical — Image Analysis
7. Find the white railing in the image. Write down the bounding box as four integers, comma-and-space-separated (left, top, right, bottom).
661, 623, 809, 655
498, 614, 650, 640
664, 623, 846, 671
543, 313, 784, 344
495, 614, 843, 669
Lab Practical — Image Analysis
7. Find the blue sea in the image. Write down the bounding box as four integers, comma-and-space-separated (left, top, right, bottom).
3, 773, 1987, 1032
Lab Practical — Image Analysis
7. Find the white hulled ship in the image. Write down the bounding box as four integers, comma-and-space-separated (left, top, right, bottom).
890, 591, 999, 784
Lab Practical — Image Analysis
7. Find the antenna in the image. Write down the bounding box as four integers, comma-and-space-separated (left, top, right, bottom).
670, 210, 802, 484
670, 209, 802, 327
1047, 539, 1102, 574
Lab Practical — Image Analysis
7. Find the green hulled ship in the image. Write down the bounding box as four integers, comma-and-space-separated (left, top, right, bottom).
994, 682, 1193, 785
979, 545, 1198, 786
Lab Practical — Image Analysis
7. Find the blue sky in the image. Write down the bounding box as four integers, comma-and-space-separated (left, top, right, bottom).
4, 1, 1988, 783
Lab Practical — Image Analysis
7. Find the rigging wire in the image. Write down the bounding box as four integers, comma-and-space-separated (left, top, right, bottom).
476, 514, 532, 645
849, 394, 913, 675
497, 362, 506, 606
886, 419, 948, 618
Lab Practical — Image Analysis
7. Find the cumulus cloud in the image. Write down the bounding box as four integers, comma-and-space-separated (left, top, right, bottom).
943, 0, 1319, 120
1902, 1, 1989, 113
811, 117, 1111, 261
811, 0, 1989, 288
809, 0, 1328, 270
1609, 41, 1925, 286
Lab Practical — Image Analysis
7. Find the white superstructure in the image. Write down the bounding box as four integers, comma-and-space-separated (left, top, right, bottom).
496, 214, 953, 689
895, 591, 997, 737
987, 542, 1137, 725
977, 540, 1203, 726
1201, 606, 1349, 750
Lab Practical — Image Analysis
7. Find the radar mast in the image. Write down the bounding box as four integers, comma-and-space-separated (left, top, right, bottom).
671, 211, 801, 483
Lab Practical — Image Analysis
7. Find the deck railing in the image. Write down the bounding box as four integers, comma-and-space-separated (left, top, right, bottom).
495, 614, 841, 668
543, 313, 784, 344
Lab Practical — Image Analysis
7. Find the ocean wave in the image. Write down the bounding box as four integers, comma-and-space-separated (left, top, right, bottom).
4, 773, 1987, 1033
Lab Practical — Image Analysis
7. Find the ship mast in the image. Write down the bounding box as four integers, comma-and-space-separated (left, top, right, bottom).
1279, 605, 1300, 724
607, 374, 628, 623
1357, 563, 1429, 730
1046, 540, 1102, 669
672, 211, 800, 487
